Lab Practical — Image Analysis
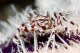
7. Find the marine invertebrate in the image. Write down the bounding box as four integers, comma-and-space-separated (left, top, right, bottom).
0, 5, 80, 53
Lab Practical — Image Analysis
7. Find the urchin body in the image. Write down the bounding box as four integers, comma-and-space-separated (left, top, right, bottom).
0, 6, 80, 53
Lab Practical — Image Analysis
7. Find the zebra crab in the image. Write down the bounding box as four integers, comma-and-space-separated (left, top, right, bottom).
14, 11, 80, 46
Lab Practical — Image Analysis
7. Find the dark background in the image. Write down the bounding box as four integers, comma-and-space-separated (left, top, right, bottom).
0, 0, 36, 21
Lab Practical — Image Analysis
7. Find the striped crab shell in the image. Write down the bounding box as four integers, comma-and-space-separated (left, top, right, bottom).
18, 11, 79, 36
